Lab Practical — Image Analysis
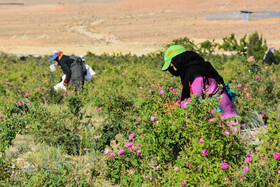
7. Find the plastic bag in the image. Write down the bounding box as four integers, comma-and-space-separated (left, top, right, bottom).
49, 62, 58, 72
84, 64, 96, 81
54, 75, 67, 91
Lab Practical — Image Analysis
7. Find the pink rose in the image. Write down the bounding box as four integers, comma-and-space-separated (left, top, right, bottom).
243, 166, 248, 173
209, 118, 214, 123
261, 161, 265, 165
118, 149, 125, 154
199, 138, 203, 143
129, 134, 134, 140
225, 130, 229, 135
244, 88, 248, 92
249, 135, 253, 139
137, 118, 141, 122
17, 102, 21, 106
97, 108, 100, 112
273, 152, 280, 160
150, 116, 155, 121
136, 150, 141, 155
260, 114, 264, 117
256, 75, 260, 79
105, 148, 110, 155
245, 156, 251, 163
248, 56, 255, 61
263, 125, 267, 129
247, 93, 251, 98
202, 149, 208, 156
232, 126, 238, 133
159, 89, 164, 94
110, 153, 115, 157
220, 163, 228, 169
238, 84, 242, 87
126, 142, 134, 148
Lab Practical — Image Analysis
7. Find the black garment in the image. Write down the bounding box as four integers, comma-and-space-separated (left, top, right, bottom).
169, 51, 224, 101
57, 55, 75, 82
263, 51, 278, 65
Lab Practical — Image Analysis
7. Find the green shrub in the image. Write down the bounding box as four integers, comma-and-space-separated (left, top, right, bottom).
0, 33, 280, 186
247, 31, 267, 61
218, 33, 247, 55
166, 37, 198, 52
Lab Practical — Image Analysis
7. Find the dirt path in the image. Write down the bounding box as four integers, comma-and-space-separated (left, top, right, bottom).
0, 0, 280, 55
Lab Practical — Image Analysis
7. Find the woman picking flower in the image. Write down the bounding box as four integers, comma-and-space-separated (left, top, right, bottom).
162, 45, 237, 119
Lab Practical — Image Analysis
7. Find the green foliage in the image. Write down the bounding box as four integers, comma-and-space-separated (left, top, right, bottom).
166, 37, 198, 51
218, 33, 247, 55
247, 31, 268, 60
102, 95, 247, 186
199, 39, 218, 55
93, 95, 134, 150
274, 51, 280, 63
0, 32, 280, 186
0, 158, 15, 182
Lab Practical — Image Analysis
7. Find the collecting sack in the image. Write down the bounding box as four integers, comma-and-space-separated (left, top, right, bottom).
70, 56, 87, 91
70, 56, 87, 82
84, 64, 96, 81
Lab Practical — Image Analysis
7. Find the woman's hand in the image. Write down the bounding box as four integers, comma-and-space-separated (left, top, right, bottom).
164, 101, 180, 113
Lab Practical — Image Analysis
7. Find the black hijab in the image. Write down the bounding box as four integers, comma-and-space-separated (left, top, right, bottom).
168, 51, 224, 101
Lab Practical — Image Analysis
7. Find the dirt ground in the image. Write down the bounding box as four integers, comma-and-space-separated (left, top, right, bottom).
0, 0, 280, 55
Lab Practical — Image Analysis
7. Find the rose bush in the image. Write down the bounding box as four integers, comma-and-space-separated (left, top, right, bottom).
0, 33, 279, 185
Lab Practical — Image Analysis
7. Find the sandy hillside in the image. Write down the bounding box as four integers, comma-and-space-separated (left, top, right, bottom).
0, 0, 279, 55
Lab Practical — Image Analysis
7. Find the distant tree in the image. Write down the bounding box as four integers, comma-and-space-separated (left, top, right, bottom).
247, 31, 267, 61
218, 33, 247, 55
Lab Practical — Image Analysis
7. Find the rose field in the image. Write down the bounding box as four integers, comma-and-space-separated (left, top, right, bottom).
0, 32, 280, 186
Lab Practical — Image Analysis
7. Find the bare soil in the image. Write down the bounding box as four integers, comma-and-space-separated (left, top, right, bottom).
0, 0, 280, 55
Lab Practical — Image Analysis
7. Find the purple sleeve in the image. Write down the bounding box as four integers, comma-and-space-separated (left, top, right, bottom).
191, 76, 204, 97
